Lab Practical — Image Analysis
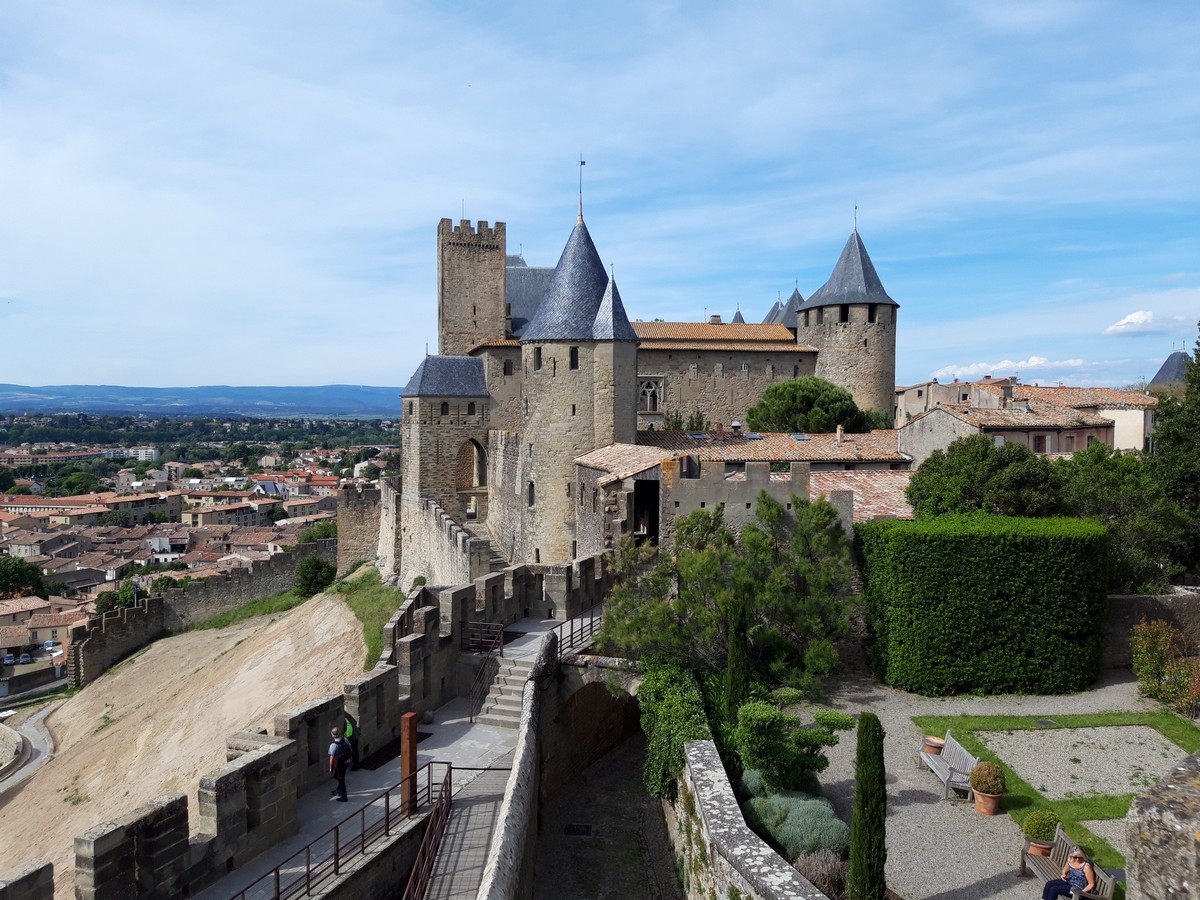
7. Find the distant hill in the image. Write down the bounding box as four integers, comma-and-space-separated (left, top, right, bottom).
0, 384, 405, 417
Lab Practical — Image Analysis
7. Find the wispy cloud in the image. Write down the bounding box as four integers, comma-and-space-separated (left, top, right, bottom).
1105, 310, 1162, 335
930, 357, 1094, 381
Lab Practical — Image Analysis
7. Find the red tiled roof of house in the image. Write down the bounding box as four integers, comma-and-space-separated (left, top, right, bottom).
935, 402, 1112, 429
809, 471, 914, 522
575, 444, 675, 484
0, 624, 29, 645
27, 611, 89, 629
0, 596, 52, 616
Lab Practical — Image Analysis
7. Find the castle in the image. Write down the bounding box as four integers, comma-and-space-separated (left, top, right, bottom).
392, 205, 900, 587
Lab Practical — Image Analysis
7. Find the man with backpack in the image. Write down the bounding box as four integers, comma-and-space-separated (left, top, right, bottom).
328, 726, 351, 801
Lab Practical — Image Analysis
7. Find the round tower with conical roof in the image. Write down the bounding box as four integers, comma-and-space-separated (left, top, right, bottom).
517, 212, 638, 564
796, 230, 898, 415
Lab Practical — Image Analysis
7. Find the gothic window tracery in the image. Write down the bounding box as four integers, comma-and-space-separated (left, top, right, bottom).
639, 378, 664, 412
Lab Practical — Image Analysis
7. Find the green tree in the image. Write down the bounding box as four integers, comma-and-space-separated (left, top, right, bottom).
1056, 443, 1186, 592
746, 376, 889, 434
95, 580, 138, 614
0, 466, 14, 492
733, 703, 853, 792
180, 467, 205, 479
98, 511, 133, 527
847, 712, 887, 900
361, 463, 382, 480
1148, 323, 1200, 570
906, 434, 1062, 518
0, 557, 48, 599
296, 555, 336, 597
299, 520, 337, 543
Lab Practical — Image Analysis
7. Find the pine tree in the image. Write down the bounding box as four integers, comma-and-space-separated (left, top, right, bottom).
847, 711, 887, 900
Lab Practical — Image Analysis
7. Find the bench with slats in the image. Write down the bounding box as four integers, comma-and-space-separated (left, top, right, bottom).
1019, 822, 1116, 899
918, 730, 977, 799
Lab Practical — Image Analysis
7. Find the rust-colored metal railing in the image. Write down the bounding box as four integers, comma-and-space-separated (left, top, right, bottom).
464, 621, 504, 723
400, 762, 455, 900
228, 761, 451, 900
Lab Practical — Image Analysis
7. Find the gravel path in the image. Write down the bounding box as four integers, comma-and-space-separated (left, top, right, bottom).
817, 664, 1160, 900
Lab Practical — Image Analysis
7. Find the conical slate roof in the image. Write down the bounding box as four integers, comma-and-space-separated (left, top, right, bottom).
801, 231, 898, 310
401, 356, 488, 397
731, 308, 745, 324
778, 288, 804, 328
592, 278, 638, 341
1150, 350, 1191, 386
762, 299, 783, 324
523, 218, 631, 342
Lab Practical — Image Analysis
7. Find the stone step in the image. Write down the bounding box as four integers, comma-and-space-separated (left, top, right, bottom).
479, 701, 522, 720
476, 713, 521, 730
483, 692, 523, 711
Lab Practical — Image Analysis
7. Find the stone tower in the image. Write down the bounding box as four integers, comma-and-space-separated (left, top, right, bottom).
796, 230, 899, 414
437, 219, 507, 357
517, 212, 638, 564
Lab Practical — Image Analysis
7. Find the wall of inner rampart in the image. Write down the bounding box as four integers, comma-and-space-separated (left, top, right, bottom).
486, 430, 527, 566
0, 859, 53, 900
637, 347, 817, 431
437, 218, 507, 358
1127, 750, 1200, 899
67, 597, 169, 688
337, 485, 381, 573
662, 460, 811, 547
397, 497, 489, 592
377, 476, 402, 576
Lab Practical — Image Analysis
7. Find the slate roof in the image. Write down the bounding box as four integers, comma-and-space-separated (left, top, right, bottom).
521, 219, 637, 342
505, 262, 555, 338
762, 299, 783, 324
1150, 350, 1191, 385
801, 231, 899, 310
731, 308, 745, 324
777, 288, 804, 328
401, 356, 488, 397
637, 429, 908, 463
592, 279, 637, 341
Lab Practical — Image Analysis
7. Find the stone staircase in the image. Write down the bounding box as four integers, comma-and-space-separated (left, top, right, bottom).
474, 657, 534, 729
463, 521, 509, 574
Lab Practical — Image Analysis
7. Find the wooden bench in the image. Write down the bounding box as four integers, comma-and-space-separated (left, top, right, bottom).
919, 730, 977, 799
1019, 822, 1116, 899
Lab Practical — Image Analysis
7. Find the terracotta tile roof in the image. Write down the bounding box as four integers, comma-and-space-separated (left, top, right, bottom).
575, 444, 676, 484
635, 341, 815, 353
1010, 385, 1157, 410
633, 321, 795, 342
637, 430, 908, 463
27, 611, 89, 628
936, 402, 1112, 429
0, 625, 28, 645
809, 471, 914, 522
0, 596, 52, 616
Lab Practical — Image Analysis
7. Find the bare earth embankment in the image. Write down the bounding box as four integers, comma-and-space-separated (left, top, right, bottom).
0, 593, 365, 898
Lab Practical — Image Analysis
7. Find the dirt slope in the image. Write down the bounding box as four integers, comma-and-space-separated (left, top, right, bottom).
0, 593, 366, 898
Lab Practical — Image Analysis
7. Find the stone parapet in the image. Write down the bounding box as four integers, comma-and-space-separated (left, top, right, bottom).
274, 694, 344, 797
1127, 749, 1200, 899
0, 859, 53, 900
74, 795, 189, 900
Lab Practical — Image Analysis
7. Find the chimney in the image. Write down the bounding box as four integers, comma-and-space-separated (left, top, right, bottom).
716, 422, 724, 441
836, 423, 844, 447
709, 314, 722, 325
731, 420, 742, 435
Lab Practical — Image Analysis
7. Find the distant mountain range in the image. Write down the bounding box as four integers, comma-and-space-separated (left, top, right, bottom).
0, 384, 405, 417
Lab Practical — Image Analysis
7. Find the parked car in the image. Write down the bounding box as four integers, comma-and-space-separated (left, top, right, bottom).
1, 653, 14, 667
18, 653, 32, 665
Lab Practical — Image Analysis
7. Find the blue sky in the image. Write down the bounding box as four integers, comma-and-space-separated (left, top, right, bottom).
0, 1, 1196, 390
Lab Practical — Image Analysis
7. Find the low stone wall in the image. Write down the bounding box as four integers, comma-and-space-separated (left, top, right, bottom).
672, 740, 828, 900
0, 664, 62, 698
0, 859, 53, 900
1127, 749, 1200, 899
273, 694, 345, 797
1104, 592, 1200, 669
75, 794, 190, 900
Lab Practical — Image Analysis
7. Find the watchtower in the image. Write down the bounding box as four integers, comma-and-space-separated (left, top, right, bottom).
437, 218, 507, 357
795, 230, 899, 414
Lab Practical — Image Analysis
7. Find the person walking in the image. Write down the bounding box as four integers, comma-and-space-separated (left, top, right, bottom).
345, 712, 361, 770
328, 726, 350, 802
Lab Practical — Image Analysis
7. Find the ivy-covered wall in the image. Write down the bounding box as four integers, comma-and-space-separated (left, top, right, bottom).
856, 516, 1108, 696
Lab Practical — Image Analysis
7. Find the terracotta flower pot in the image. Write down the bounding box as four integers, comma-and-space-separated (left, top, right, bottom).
973, 790, 1002, 815
922, 736, 945, 755
1026, 840, 1053, 856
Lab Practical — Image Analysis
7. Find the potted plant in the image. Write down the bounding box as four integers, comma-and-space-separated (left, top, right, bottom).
969, 760, 1005, 815
1022, 809, 1061, 855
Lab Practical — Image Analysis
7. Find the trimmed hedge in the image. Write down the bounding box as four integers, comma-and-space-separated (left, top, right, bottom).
856, 515, 1107, 696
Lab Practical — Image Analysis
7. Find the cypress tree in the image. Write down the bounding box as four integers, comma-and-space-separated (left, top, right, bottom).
847, 711, 887, 900
724, 597, 750, 724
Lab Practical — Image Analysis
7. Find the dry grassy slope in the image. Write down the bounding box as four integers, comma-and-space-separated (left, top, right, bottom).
0, 593, 366, 898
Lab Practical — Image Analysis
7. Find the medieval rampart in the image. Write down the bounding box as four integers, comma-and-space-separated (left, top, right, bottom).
486, 430, 527, 565
1127, 749, 1200, 898
377, 476, 402, 575
337, 484, 381, 573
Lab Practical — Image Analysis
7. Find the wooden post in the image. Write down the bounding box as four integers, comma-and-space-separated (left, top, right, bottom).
400, 711, 418, 814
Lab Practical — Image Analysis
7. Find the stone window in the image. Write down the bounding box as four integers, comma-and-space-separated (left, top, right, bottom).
503, 359, 513, 376
868, 304, 878, 323
917, 389, 923, 397
533, 347, 542, 371
440, 401, 449, 416
741, 362, 750, 374
407, 402, 413, 416
467, 402, 476, 416
714, 363, 724, 377
803, 310, 809, 327
993, 435, 1004, 447
571, 404, 576, 416
569, 346, 579, 370
839, 305, 850, 324
527, 482, 535, 507
566, 482, 572, 498
1087, 435, 1097, 447
689, 364, 698, 380
1066, 435, 1075, 451
639, 379, 663, 412
816, 308, 824, 325
793, 365, 800, 377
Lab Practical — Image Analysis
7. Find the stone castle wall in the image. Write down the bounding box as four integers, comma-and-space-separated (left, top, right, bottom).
801, 303, 897, 415
402, 396, 490, 524
377, 476, 402, 575
636, 346, 818, 431
1127, 750, 1200, 899
486, 430, 527, 566
662, 459, 812, 547
397, 497, 490, 592
437, 218, 507, 358
337, 485, 381, 573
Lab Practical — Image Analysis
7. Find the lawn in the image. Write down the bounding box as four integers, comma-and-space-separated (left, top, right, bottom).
332, 566, 408, 669
912, 710, 1200, 887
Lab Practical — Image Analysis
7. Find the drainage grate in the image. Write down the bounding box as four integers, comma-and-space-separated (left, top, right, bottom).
564, 823, 593, 837
1036, 719, 1058, 727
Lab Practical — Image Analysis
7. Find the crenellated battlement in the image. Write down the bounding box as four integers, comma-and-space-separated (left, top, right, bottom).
437, 217, 505, 247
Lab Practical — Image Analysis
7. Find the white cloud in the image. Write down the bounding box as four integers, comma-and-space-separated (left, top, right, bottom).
1104, 310, 1162, 335
930, 357, 1091, 381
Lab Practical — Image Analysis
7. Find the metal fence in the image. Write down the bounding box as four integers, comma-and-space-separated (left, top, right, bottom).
228, 761, 452, 900
400, 763, 455, 900
554, 604, 603, 656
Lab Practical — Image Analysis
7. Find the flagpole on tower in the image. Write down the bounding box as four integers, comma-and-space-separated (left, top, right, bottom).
578, 154, 586, 222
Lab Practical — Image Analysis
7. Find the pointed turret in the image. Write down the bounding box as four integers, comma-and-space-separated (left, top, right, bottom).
521, 220, 609, 342
731, 307, 745, 324
592, 278, 638, 341
802, 230, 898, 311
1150, 350, 1191, 386
762, 299, 783, 324
778, 287, 805, 328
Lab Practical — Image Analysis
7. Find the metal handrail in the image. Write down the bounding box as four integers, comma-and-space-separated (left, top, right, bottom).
554, 604, 603, 656
228, 761, 451, 900
465, 622, 504, 723
400, 762, 455, 900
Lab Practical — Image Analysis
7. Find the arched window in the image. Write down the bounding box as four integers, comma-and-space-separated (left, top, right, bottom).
503, 359, 513, 376
467, 402, 476, 416
527, 481, 535, 507
639, 380, 661, 412
569, 346, 579, 370
440, 401, 449, 416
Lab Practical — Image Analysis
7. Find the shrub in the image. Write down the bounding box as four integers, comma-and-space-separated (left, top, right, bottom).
741, 768, 769, 798
639, 656, 711, 800
795, 849, 849, 900
1131, 618, 1188, 699
1161, 656, 1200, 716
856, 516, 1108, 695
734, 701, 847, 792
741, 794, 849, 859
295, 555, 336, 597
969, 761, 1005, 795
847, 712, 886, 900
1023, 809, 1061, 842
